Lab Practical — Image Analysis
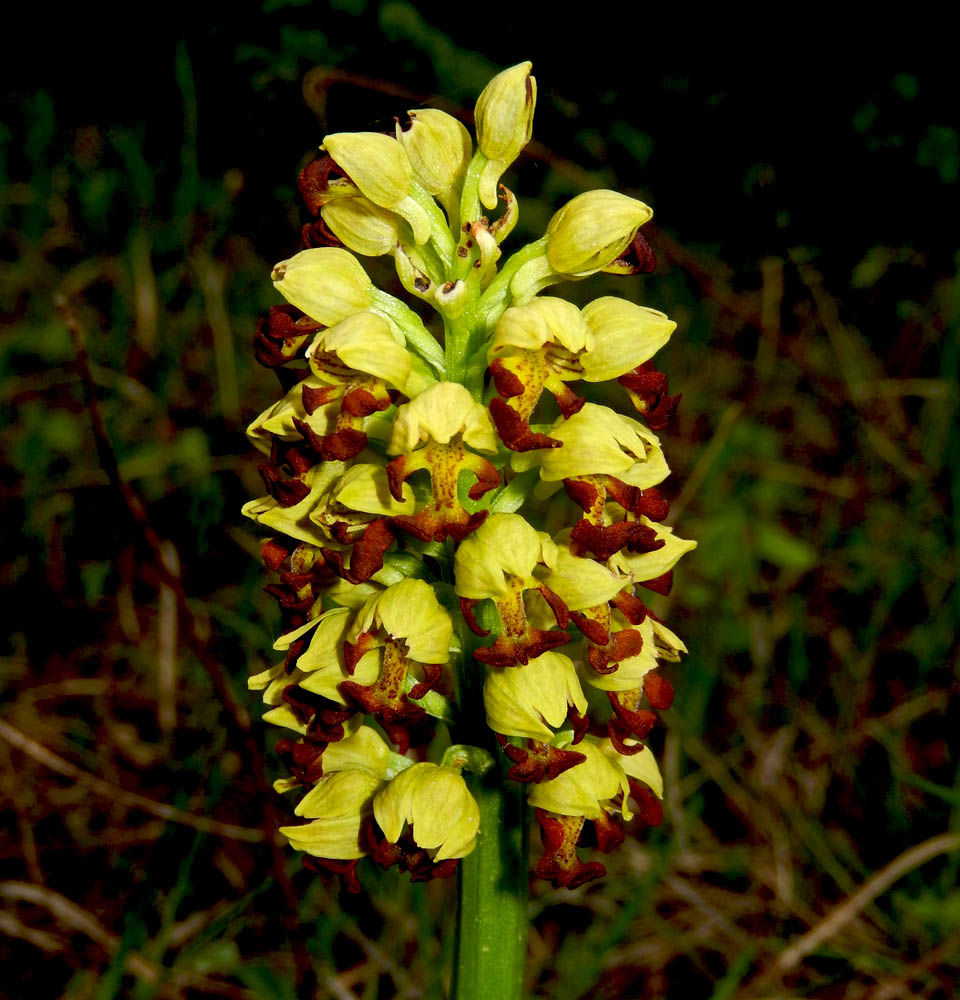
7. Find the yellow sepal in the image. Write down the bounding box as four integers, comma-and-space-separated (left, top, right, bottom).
373, 763, 479, 860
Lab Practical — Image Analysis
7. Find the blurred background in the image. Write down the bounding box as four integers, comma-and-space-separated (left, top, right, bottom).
1, 4, 958, 998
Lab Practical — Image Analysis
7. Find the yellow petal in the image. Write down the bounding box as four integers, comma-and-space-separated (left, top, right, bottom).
484, 651, 587, 740
545, 191, 652, 276
538, 403, 668, 487
319, 725, 393, 779
537, 543, 625, 610
299, 647, 379, 705
609, 517, 697, 582
453, 513, 545, 599
580, 297, 676, 382
271, 247, 373, 325
388, 381, 498, 454
527, 739, 627, 820
329, 463, 415, 517
322, 132, 413, 210
320, 312, 413, 389
321, 196, 405, 258
487, 296, 591, 360
369, 578, 453, 665
282, 770, 384, 859
582, 617, 658, 692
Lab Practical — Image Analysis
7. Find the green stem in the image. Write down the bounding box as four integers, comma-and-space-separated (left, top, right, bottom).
452, 769, 529, 1000
474, 237, 548, 333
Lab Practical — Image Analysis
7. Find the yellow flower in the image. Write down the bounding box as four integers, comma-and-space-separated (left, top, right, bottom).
386, 383, 501, 543
483, 650, 587, 741
310, 311, 413, 393
528, 736, 662, 822
373, 763, 479, 860
280, 770, 383, 859
388, 381, 497, 455
580, 297, 677, 382
349, 577, 453, 668
453, 512, 550, 600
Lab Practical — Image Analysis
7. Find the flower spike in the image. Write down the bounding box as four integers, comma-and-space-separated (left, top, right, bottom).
245, 62, 692, 902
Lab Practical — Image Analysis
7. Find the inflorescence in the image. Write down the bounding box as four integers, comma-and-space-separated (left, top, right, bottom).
244, 62, 695, 892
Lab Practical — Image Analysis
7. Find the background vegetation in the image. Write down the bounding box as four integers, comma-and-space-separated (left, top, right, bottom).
1, 5, 957, 997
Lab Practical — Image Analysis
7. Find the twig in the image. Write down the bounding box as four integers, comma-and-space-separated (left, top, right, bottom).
750, 832, 960, 987
0, 909, 61, 952
0, 736, 44, 882
0, 881, 258, 999
157, 540, 179, 735
0, 717, 264, 843
868, 925, 960, 1000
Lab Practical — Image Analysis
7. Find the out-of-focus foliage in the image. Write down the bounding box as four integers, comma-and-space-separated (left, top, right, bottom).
1, 5, 958, 999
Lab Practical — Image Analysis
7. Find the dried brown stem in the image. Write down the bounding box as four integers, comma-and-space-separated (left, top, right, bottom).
750, 832, 960, 988
0, 718, 264, 843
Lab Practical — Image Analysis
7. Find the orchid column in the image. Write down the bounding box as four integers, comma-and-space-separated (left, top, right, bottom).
244, 62, 694, 1000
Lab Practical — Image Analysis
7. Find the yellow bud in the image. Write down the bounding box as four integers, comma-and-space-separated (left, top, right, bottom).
322, 131, 413, 210
322, 131, 431, 243
373, 763, 479, 860
321, 197, 405, 258
271, 247, 373, 326
545, 190, 653, 276
397, 109, 472, 199
475, 61, 536, 209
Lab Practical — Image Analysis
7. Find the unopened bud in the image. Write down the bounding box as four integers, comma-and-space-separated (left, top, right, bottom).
475, 61, 536, 209
271, 247, 373, 326
322, 131, 430, 243
397, 109, 472, 200
321, 197, 404, 258
546, 190, 653, 276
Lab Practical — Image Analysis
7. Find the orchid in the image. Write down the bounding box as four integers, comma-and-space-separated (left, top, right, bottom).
244, 60, 694, 1000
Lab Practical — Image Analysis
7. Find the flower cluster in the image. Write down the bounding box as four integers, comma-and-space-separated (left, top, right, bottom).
245, 62, 694, 891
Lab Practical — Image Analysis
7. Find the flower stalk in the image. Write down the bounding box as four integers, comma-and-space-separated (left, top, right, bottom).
245, 60, 694, 998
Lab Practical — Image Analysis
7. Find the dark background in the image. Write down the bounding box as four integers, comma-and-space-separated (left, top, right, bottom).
1, 4, 958, 998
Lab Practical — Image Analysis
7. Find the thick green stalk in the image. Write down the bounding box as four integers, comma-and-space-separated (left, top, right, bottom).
448, 576, 529, 1000
452, 769, 529, 1000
